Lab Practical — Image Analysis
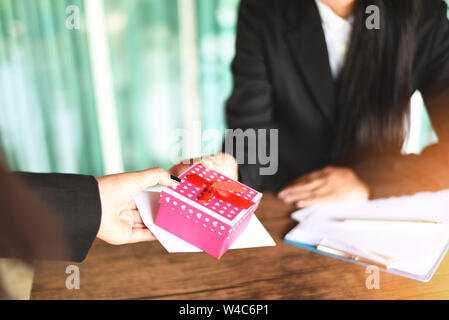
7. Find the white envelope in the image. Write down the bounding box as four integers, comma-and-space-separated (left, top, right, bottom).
135, 190, 276, 253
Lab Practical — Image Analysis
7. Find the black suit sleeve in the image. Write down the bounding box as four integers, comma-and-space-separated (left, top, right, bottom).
225, 0, 277, 190
353, 1, 449, 198
16, 173, 102, 262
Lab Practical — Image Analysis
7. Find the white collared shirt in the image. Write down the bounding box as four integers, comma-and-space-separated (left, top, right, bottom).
315, 0, 354, 78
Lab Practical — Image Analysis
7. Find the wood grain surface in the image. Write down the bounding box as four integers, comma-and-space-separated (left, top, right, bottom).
31, 193, 449, 300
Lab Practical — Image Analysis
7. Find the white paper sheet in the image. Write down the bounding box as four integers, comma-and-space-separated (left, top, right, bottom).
285, 189, 449, 277
135, 191, 276, 253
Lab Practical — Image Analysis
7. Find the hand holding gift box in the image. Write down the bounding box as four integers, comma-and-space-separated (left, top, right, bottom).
155, 163, 263, 259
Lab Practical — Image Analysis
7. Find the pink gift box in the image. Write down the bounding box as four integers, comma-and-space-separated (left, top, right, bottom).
155, 163, 262, 259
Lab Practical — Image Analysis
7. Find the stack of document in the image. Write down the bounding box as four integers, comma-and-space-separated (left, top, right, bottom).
284, 189, 449, 281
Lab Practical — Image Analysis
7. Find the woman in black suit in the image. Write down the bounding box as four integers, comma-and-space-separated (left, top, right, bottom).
224, 0, 449, 207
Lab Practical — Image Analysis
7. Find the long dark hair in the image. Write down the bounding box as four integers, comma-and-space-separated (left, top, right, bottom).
334, 0, 421, 161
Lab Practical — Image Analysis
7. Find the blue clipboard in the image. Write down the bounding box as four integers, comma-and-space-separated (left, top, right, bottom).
283, 236, 449, 282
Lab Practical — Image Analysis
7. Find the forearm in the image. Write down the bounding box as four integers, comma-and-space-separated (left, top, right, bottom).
16, 173, 102, 262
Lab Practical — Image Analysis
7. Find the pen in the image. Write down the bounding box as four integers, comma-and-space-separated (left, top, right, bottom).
170, 175, 182, 184
333, 218, 443, 224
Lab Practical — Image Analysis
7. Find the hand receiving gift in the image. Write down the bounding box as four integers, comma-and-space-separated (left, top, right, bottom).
169, 153, 238, 181
278, 166, 370, 208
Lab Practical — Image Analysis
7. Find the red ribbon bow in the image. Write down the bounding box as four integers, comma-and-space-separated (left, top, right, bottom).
185, 174, 255, 210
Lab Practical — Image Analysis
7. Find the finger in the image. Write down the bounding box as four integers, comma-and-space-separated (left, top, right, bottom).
128, 228, 156, 243
201, 157, 215, 170
124, 199, 138, 210
129, 167, 180, 193
120, 210, 144, 224
278, 177, 327, 200
200, 154, 224, 169
201, 153, 238, 180
296, 192, 337, 208
132, 223, 147, 229
281, 185, 330, 204
169, 163, 191, 176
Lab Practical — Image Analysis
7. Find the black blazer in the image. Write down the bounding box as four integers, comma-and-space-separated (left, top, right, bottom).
226, 0, 449, 198
15, 173, 101, 262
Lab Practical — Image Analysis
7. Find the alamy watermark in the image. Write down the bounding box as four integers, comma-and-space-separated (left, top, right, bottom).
224, 129, 278, 176
170, 125, 279, 176
365, 5, 380, 30
365, 265, 380, 289
65, 265, 80, 290
65, 5, 80, 30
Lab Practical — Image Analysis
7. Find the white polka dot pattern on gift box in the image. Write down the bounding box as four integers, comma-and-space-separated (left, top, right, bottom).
161, 163, 262, 236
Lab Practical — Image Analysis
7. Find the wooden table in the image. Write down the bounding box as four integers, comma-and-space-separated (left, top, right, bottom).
31, 193, 449, 299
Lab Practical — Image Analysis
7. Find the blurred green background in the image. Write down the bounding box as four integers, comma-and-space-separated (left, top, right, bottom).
0, 0, 237, 176
0, 0, 447, 176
